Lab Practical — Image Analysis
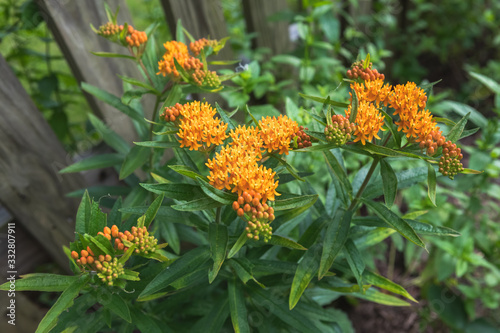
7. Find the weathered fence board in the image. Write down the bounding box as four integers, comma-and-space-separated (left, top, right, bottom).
0, 55, 84, 269
242, 0, 292, 56
35, 0, 153, 142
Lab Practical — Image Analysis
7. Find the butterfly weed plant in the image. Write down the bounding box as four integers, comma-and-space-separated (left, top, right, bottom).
1, 6, 482, 333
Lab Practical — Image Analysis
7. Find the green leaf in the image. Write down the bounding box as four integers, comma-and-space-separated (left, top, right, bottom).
197, 178, 237, 205
363, 270, 417, 302
133, 141, 181, 149
121, 88, 150, 105
85, 234, 114, 256
349, 88, 358, 123
299, 93, 350, 108
228, 258, 265, 288
191, 297, 229, 333
362, 142, 429, 160
35, 274, 89, 333
289, 244, 321, 309
439, 100, 487, 129
323, 151, 352, 202
427, 164, 437, 206
269, 154, 305, 182
0, 274, 78, 292
159, 218, 180, 254
215, 102, 238, 131
468, 71, 500, 95
60, 154, 123, 173
82, 82, 147, 125
361, 199, 426, 248
75, 190, 92, 236
139, 246, 210, 299
137, 194, 164, 228
66, 186, 131, 199
380, 159, 398, 207
349, 287, 410, 306
228, 279, 250, 333
406, 220, 460, 237
228, 232, 248, 258
273, 194, 318, 211
249, 286, 319, 333
364, 167, 428, 199
169, 165, 204, 181
88, 113, 130, 155
98, 291, 131, 323
343, 239, 365, 291
460, 168, 482, 175
91, 52, 136, 61
208, 223, 229, 283
89, 202, 107, 236
269, 235, 307, 250
446, 112, 469, 143
119, 145, 149, 180
118, 75, 159, 94
139, 183, 202, 200
319, 210, 353, 279
171, 196, 225, 211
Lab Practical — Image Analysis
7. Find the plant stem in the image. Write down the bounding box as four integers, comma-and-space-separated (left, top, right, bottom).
215, 207, 222, 224
347, 157, 380, 211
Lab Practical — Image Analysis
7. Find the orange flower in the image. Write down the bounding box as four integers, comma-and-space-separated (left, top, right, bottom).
352, 79, 392, 106
229, 125, 263, 157
206, 146, 279, 202
388, 82, 427, 116
346, 101, 386, 145
258, 115, 299, 155
176, 101, 228, 151
190, 38, 218, 56
157, 41, 202, 78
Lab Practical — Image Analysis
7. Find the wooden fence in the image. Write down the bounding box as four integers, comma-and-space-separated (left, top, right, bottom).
0, 0, 293, 276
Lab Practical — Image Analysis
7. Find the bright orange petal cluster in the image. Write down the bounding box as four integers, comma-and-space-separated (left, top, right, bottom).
190, 38, 218, 56
352, 79, 392, 106
206, 145, 279, 202
176, 101, 228, 151
229, 125, 263, 157
258, 115, 299, 155
346, 101, 386, 145
157, 41, 203, 79
388, 82, 434, 141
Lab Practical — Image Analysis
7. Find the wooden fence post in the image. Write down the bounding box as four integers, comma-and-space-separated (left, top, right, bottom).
35, 0, 153, 143
242, 0, 292, 56
0, 55, 85, 270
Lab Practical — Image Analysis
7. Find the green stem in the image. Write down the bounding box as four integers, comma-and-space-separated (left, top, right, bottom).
347, 157, 380, 211
215, 207, 222, 224
147, 96, 161, 173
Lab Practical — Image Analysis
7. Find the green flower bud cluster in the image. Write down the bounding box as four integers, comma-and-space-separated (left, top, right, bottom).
95, 256, 124, 287
438, 141, 464, 179
324, 115, 355, 146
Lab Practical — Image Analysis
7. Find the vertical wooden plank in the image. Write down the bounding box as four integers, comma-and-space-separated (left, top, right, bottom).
160, 0, 233, 60
242, 0, 292, 56
0, 55, 85, 269
35, 0, 152, 142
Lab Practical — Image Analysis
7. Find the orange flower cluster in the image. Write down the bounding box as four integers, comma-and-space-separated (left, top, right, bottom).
190, 38, 218, 56
97, 23, 147, 48
346, 101, 386, 145
164, 101, 228, 151
157, 41, 202, 79
157, 39, 222, 88
259, 115, 299, 155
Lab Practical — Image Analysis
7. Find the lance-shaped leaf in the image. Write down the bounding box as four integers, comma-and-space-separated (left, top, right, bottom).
427, 164, 437, 206
323, 151, 352, 202
298, 93, 350, 108
208, 223, 229, 283
319, 210, 353, 279
133, 141, 181, 149
343, 239, 365, 291
75, 190, 92, 236
36, 274, 90, 333
139, 183, 202, 200
228, 232, 248, 258
119, 145, 149, 180
228, 278, 250, 333
197, 178, 237, 205
215, 102, 238, 131
88, 113, 130, 155
0, 274, 78, 292
171, 197, 225, 211
139, 246, 211, 299
269, 235, 307, 250
349, 89, 358, 123
60, 154, 124, 173
89, 201, 107, 236
380, 159, 398, 207
273, 194, 318, 211
361, 199, 426, 249
228, 258, 264, 288
446, 112, 469, 143
289, 244, 321, 309
169, 165, 204, 181
98, 290, 131, 323
91, 52, 136, 61
439, 100, 487, 129
137, 194, 164, 228
363, 270, 417, 302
